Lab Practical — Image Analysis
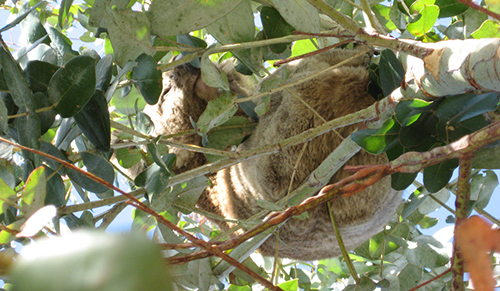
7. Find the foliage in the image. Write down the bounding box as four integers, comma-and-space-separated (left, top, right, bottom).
0, 0, 500, 290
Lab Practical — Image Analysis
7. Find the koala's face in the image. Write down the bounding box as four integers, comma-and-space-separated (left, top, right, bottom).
162, 63, 220, 103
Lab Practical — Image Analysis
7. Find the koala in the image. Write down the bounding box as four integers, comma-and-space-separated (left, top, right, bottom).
138, 49, 402, 260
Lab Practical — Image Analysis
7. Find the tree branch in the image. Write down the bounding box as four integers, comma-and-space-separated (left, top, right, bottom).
451, 154, 474, 291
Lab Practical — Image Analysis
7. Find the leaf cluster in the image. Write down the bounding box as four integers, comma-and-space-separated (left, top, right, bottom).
0, 0, 499, 290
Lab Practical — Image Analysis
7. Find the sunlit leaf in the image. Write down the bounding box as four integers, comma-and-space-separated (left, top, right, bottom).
147, 0, 243, 37
406, 5, 439, 37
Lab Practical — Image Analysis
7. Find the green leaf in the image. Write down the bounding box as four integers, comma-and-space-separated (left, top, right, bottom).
290, 39, 317, 57
22, 166, 47, 217
131, 53, 162, 105
0, 220, 26, 244
0, 96, 9, 135
66, 160, 111, 195
33, 92, 56, 134
147, 0, 243, 37
40, 141, 68, 174
48, 55, 96, 117
351, 118, 401, 155
435, 0, 468, 17
270, 0, 320, 33
435, 92, 498, 141
395, 99, 433, 126
80, 151, 115, 192
410, 0, 436, 14
184, 258, 213, 291
417, 215, 439, 228
0, 46, 41, 166
418, 188, 450, 213
398, 264, 422, 291
373, 4, 397, 31
470, 170, 498, 209
151, 175, 210, 212
105, 60, 137, 102
260, 6, 295, 54
115, 147, 143, 169
406, 5, 440, 37
404, 236, 449, 268
471, 19, 500, 39
24, 61, 60, 94
95, 55, 113, 92
74, 90, 111, 152
58, 0, 73, 29
0, 159, 16, 189
196, 93, 238, 134
200, 53, 230, 91
278, 279, 299, 291
423, 158, 458, 193
379, 49, 405, 96
146, 144, 175, 173
438, 92, 499, 122
10, 232, 173, 291
44, 168, 66, 207
0, 176, 16, 216
390, 2, 407, 30
135, 154, 175, 199
206, 0, 256, 73
45, 26, 78, 64
205, 116, 254, 162
1, 2, 47, 34
105, 9, 154, 67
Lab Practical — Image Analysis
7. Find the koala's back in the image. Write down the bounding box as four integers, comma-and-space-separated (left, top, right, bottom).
200, 49, 402, 260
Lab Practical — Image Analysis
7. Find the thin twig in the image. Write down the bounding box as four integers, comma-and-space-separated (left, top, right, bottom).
454, 0, 500, 21
274, 40, 354, 66
408, 268, 452, 291
328, 202, 359, 284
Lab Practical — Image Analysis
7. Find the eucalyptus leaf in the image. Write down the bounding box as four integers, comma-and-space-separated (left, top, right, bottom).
206, 0, 256, 73
260, 6, 295, 54
11, 232, 173, 291
406, 5, 439, 37
423, 158, 458, 193
23, 61, 59, 94
351, 118, 401, 155
200, 53, 230, 91
74, 90, 111, 152
0, 176, 16, 216
0, 46, 41, 166
132, 53, 162, 105
147, 0, 243, 37
45, 26, 78, 64
470, 171, 498, 209
21, 166, 47, 217
48, 55, 96, 118
197, 93, 238, 134
379, 49, 404, 97
105, 9, 154, 67
270, 0, 319, 33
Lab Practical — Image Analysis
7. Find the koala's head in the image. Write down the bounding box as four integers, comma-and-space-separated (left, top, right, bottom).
161, 58, 253, 105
